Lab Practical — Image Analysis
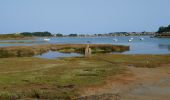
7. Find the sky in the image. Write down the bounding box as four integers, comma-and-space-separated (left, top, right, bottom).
0, 0, 170, 34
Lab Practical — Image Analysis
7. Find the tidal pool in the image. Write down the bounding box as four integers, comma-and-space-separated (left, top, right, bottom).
34, 51, 82, 59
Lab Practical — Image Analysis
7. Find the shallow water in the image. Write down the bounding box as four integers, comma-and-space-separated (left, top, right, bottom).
1, 36, 170, 54
34, 51, 82, 59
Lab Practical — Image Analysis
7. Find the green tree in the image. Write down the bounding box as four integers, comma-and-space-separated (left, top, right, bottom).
157, 25, 170, 33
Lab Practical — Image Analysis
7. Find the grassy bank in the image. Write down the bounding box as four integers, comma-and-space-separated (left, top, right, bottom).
0, 54, 170, 99
0, 41, 46, 44
0, 44, 129, 58
0, 34, 35, 40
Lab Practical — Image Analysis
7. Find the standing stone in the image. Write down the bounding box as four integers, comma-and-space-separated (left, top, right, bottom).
85, 44, 92, 57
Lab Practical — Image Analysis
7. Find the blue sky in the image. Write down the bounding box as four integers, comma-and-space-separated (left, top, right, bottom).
0, 0, 170, 34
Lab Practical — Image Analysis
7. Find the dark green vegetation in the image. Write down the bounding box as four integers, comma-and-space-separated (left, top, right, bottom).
0, 32, 52, 40
55, 33, 63, 37
157, 25, 170, 33
0, 44, 129, 58
156, 25, 170, 38
0, 54, 170, 99
68, 34, 78, 37
20, 31, 52, 37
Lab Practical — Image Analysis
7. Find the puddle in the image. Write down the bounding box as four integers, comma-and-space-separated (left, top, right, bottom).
35, 51, 82, 59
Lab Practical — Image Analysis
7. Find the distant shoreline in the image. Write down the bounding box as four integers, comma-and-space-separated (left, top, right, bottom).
0, 32, 156, 40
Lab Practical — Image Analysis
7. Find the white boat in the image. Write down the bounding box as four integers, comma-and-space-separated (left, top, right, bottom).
140, 38, 144, 41
128, 39, 132, 42
44, 38, 50, 41
113, 35, 118, 42
130, 37, 134, 40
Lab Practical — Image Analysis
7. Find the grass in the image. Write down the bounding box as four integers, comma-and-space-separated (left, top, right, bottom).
0, 55, 125, 99
93, 54, 170, 68
0, 91, 20, 100
0, 54, 170, 99
0, 34, 34, 40
0, 44, 129, 58
0, 40, 46, 44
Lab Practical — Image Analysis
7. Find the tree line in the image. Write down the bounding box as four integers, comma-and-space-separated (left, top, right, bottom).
20, 31, 52, 36
157, 25, 170, 33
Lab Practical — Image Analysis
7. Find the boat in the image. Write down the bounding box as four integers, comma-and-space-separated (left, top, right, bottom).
113, 35, 118, 42
44, 38, 50, 41
128, 36, 133, 42
128, 39, 132, 42
140, 38, 144, 41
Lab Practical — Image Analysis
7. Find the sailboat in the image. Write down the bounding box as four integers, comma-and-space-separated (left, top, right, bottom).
113, 35, 118, 42
128, 36, 134, 42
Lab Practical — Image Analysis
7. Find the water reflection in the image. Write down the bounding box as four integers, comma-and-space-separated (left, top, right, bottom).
158, 44, 170, 51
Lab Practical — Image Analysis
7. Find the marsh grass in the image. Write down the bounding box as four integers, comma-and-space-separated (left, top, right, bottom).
0, 91, 20, 100
0, 55, 125, 99
0, 34, 33, 40
95, 54, 170, 68
0, 40, 47, 44
0, 89, 77, 100
0, 44, 129, 58
0, 54, 170, 99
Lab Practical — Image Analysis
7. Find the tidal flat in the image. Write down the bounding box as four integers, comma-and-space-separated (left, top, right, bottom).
0, 53, 170, 99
